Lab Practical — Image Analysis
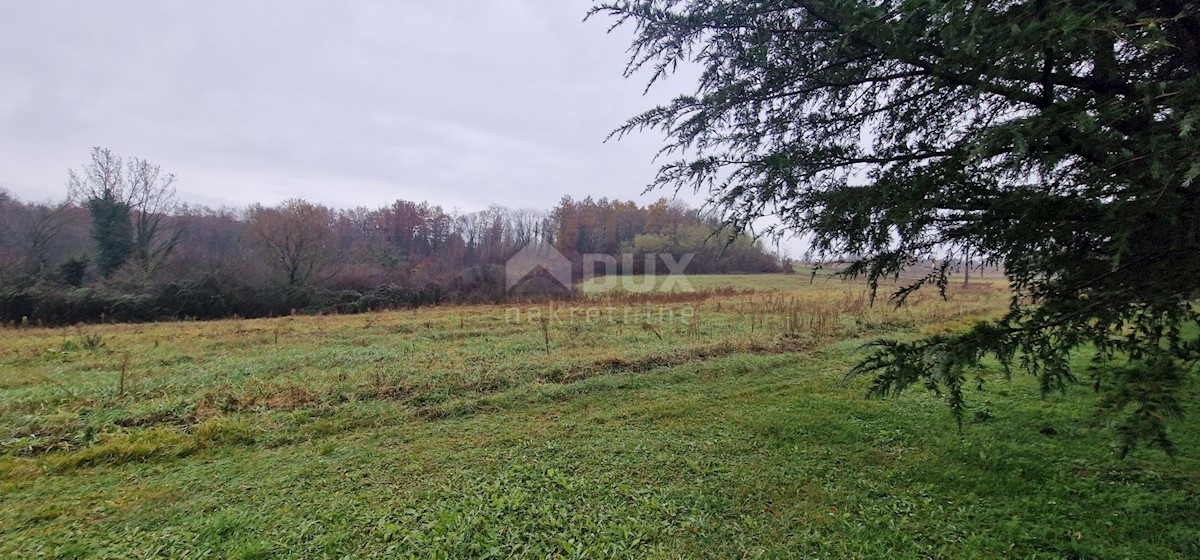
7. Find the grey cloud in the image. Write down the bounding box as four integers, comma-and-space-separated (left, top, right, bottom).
0, 1, 821, 255
1, 0, 693, 212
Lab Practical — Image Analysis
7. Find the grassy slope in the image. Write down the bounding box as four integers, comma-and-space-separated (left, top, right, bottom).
1, 275, 1197, 558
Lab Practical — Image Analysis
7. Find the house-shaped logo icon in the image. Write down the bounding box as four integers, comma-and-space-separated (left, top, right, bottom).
505, 242, 573, 293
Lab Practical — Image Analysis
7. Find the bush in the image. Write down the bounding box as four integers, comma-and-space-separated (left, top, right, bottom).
0, 271, 548, 326
0, 288, 158, 326
0, 289, 35, 324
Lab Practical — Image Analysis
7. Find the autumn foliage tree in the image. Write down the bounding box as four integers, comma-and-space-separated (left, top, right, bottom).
248, 199, 338, 290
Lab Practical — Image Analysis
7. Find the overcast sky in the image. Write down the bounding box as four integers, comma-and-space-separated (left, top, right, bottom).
0, 0, 705, 214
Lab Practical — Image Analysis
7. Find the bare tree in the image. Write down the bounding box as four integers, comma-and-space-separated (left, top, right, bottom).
68, 147, 181, 277
126, 157, 181, 275
0, 189, 15, 252
509, 207, 549, 247
17, 200, 75, 277
0, 189, 20, 279
67, 147, 124, 203
1, 188, 81, 280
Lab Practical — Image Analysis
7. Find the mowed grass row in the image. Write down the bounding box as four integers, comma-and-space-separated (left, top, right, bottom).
1, 274, 1197, 558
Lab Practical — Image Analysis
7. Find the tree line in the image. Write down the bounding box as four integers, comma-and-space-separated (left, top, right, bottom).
0, 148, 783, 325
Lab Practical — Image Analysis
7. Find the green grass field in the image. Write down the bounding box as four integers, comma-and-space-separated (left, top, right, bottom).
2, 275, 1197, 558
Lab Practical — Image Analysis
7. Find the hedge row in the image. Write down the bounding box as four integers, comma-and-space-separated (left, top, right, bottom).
0, 266, 558, 326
